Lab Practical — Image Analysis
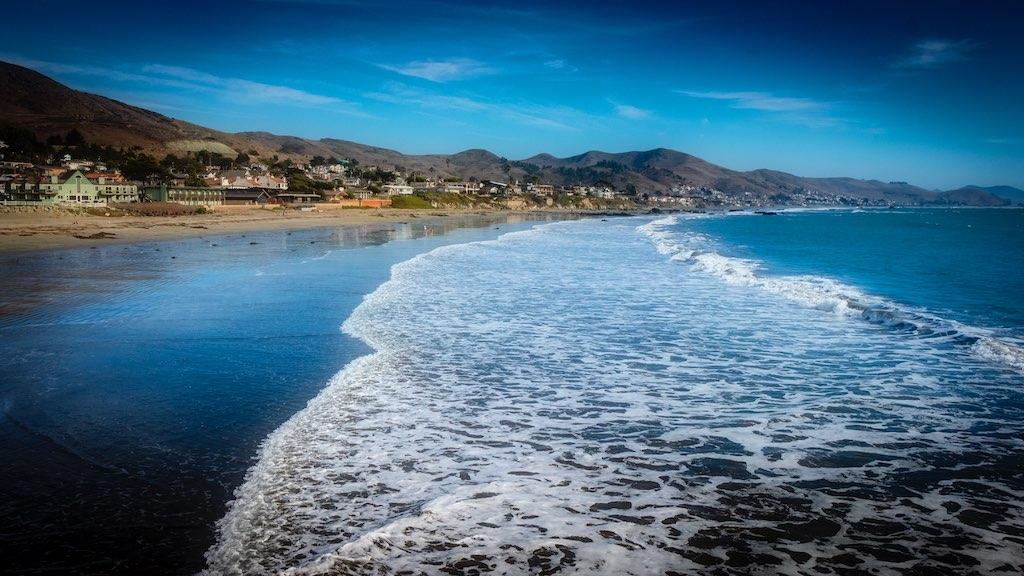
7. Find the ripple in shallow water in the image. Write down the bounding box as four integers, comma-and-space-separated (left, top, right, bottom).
205, 219, 1024, 575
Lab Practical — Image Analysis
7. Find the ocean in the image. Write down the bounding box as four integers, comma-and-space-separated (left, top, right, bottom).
0, 215, 547, 575
3, 208, 1023, 575
204, 208, 1024, 575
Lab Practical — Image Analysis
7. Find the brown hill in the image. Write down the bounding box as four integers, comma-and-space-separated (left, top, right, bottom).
0, 59, 960, 204
936, 186, 1011, 206
0, 60, 238, 155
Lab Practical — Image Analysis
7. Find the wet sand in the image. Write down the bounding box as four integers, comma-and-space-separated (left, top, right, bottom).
0, 213, 555, 575
0, 205, 580, 253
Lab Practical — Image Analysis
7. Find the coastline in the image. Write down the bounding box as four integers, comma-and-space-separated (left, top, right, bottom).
0, 204, 618, 254
0, 212, 556, 575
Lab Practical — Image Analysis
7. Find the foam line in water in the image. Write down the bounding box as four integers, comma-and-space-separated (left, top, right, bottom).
639, 214, 1024, 373
204, 217, 1024, 575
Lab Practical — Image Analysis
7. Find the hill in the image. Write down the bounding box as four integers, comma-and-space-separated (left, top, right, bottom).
0, 60, 241, 156
948, 185, 1024, 204
0, 59, 1015, 206
935, 186, 1012, 206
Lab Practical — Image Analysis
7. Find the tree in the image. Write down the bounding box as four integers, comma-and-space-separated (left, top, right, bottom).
64, 128, 86, 147
0, 126, 44, 158
160, 153, 180, 169
122, 154, 166, 182
235, 152, 250, 166
185, 174, 207, 187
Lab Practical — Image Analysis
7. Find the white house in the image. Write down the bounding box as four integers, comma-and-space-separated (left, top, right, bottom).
382, 184, 414, 196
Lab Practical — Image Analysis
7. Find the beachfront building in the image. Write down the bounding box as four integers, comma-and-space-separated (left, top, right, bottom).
275, 192, 321, 204
143, 185, 225, 206
223, 189, 273, 205
443, 181, 481, 194
382, 184, 414, 196
478, 180, 511, 196
1, 170, 138, 205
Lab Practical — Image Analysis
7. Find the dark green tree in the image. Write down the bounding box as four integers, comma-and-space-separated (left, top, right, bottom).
64, 128, 86, 147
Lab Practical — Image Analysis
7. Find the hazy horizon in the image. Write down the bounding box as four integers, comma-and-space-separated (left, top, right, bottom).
3, 0, 1023, 189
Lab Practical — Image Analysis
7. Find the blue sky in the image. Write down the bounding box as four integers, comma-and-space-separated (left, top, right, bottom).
3, 0, 1022, 189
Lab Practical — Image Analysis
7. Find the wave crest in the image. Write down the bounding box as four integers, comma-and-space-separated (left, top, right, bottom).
639, 215, 1024, 372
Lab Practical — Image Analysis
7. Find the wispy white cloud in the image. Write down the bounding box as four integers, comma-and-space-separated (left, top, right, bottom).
502, 102, 591, 130
677, 90, 824, 113
674, 88, 878, 131
378, 58, 495, 82
365, 82, 594, 130
3, 56, 197, 90
613, 103, 651, 119
5, 55, 361, 113
365, 83, 488, 112
141, 64, 352, 108
986, 137, 1022, 145
893, 39, 974, 69
543, 58, 578, 73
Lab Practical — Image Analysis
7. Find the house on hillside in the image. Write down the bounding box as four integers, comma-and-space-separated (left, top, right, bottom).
205, 170, 288, 190
253, 174, 288, 189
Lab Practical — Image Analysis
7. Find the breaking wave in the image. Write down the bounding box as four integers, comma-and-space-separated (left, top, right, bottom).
639, 215, 1024, 373
204, 217, 1024, 576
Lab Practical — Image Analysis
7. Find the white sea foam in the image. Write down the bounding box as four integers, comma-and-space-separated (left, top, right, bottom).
204, 217, 1024, 576
640, 214, 1024, 373
973, 336, 1024, 372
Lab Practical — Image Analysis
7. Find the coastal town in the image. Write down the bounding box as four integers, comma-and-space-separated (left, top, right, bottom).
0, 150, 634, 210
0, 128, 906, 212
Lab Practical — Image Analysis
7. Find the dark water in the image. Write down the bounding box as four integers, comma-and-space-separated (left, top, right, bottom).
0, 215, 546, 575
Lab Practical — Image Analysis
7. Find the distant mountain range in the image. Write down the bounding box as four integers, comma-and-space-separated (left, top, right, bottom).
935, 185, 1022, 206
1, 60, 1020, 206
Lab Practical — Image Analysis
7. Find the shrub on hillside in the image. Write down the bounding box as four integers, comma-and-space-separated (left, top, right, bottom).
389, 195, 432, 209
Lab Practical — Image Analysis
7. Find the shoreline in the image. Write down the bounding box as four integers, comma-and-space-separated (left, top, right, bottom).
0, 205, 628, 254
0, 214, 554, 575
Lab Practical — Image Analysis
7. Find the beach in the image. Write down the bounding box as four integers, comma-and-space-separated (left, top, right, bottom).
0, 213, 560, 575
1, 209, 1023, 575
0, 204, 591, 253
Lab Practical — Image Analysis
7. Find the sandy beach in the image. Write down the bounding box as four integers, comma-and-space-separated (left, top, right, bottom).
0, 204, 586, 253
